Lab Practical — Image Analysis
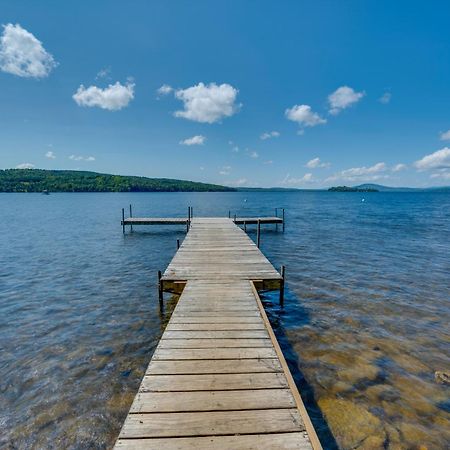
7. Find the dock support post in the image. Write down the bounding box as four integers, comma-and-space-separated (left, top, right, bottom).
275, 208, 278, 231
129, 204, 133, 232
177, 238, 180, 250
282, 208, 285, 232
158, 270, 163, 311
257, 219, 261, 248
280, 265, 285, 307
244, 221, 247, 232
122, 208, 125, 234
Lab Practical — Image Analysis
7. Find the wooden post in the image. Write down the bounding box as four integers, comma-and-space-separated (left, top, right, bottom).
257, 219, 261, 248
228, 210, 231, 218
244, 221, 247, 232
191, 207, 193, 218
280, 265, 285, 307
177, 238, 180, 250
158, 270, 163, 311
282, 208, 285, 232
187, 207, 190, 232
129, 204, 133, 232
275, 208, 278, 231
122, 208, 125, 234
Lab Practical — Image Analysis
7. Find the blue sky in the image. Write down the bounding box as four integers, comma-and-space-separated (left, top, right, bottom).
1, 0, 449, 188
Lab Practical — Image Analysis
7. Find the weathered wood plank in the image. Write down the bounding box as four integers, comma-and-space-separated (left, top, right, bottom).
116, 433, 311, 450
141, 372, 288, 391
162, 330, 269, 339
153, 347, 278, 360
119, 409, 304, 438
146, 358, 282, 375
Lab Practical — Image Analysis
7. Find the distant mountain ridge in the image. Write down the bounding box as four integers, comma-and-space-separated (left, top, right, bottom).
0, 169, 235, 192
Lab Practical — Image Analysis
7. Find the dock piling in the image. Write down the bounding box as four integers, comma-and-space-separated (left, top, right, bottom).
257, 219, 261, 248
280, 265, 285, 307
129, 204, 133, 232
121, 208, 125, 234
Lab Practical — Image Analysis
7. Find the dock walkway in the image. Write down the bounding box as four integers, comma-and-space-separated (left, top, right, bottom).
115, 218, 321, 449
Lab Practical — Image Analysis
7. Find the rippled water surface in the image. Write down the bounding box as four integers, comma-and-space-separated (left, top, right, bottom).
1, 192, 449, 449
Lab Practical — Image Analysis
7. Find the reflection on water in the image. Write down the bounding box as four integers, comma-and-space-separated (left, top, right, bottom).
1, 192, 449, 449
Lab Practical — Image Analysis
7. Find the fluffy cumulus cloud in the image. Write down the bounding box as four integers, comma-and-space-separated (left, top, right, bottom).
0, 24, 57, 78
16, 163, 35, 169
69, 155, 95, 161
285, 105, 326, 128
328, 86, 365, 115
414, 148, 450, 170
73, 82, 135, 111
282, 173, 315, 185
306, 157, 330, 169
260, 131, 280, 140
219, 165, 231, 175
174, 82, 240, 123
379, 92, 392, 104
392, 163, 406, 172
157, 84, 173, 96
180, 135, 206, 146
45, 151, 56, 159
327, 162, 388, 183
440, 130, 450, 141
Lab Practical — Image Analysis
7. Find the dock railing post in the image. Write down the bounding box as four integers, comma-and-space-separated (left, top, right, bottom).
177, 238, 180, 250
280, 265, 285, 307
234, 214, 236, 223
244, 221, 247, 232
158, 270, 163, 311
122, 208, 125, 234
228, 210, 231, 218
257, 219, 261, 248
275, 208, 278, 231
129, 204, 133, 232
282, 208, 285, 232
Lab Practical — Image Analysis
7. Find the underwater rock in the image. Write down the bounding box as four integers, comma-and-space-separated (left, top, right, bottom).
434, 371, 450, 385
318, 397, 386, 449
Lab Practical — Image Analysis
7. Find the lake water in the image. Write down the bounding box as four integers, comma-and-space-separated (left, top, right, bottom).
1, 192, 449, 449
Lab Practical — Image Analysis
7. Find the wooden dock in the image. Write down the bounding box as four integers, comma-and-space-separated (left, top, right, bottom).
115, 218, 321, 449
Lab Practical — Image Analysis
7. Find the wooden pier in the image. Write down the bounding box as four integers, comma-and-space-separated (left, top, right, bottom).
115, 217, 321, 449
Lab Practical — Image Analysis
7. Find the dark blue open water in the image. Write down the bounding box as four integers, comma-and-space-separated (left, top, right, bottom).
0, 192, 449, 449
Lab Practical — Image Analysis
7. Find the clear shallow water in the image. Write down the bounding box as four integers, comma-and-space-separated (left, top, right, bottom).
0, 192, 449, 449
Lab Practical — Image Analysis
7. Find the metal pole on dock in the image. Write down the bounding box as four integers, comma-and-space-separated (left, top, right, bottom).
282, 208, 285, 232
228, 210, 231, 218
257, 219, 261, 248
234, 214, 236, 223
122, 208, 125, 234
275, 208, 278, 231
177, 239, 180, 250
158, 270, 163, 311
244, 221, 247, 232
280, 265, 285, 307
129, 204, 133, 232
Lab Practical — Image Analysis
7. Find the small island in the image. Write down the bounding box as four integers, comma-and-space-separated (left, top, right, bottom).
328, 186, 379, 192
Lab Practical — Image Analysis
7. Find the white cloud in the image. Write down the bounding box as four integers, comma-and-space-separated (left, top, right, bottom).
341, 162, 386, 178
180, 135, 206, 146
328, 86, 365, 115
231, 146, 239, 153
392, 163, 406, 172
73, 82, 134, 111
16, 163, 35, 169
96, 67, 111, 80
45, 151, 56, 159
249, 151, 259, 159
229, 178, 248, 186
174, 82, 240, 123
0, 24, 57, 78
219, 165, 231, 175
439, 130, 450, 141
379, 92, 391, 104
282, 173, 315, 185
414, 147, 450, 170
264, 160, 273, 165
285, 104, 326, 128
306, 157, 330, 169
260, 131, 280, 140
157, 84, 173, 96
69, 155, 95, 161
430, 171, 450, 180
